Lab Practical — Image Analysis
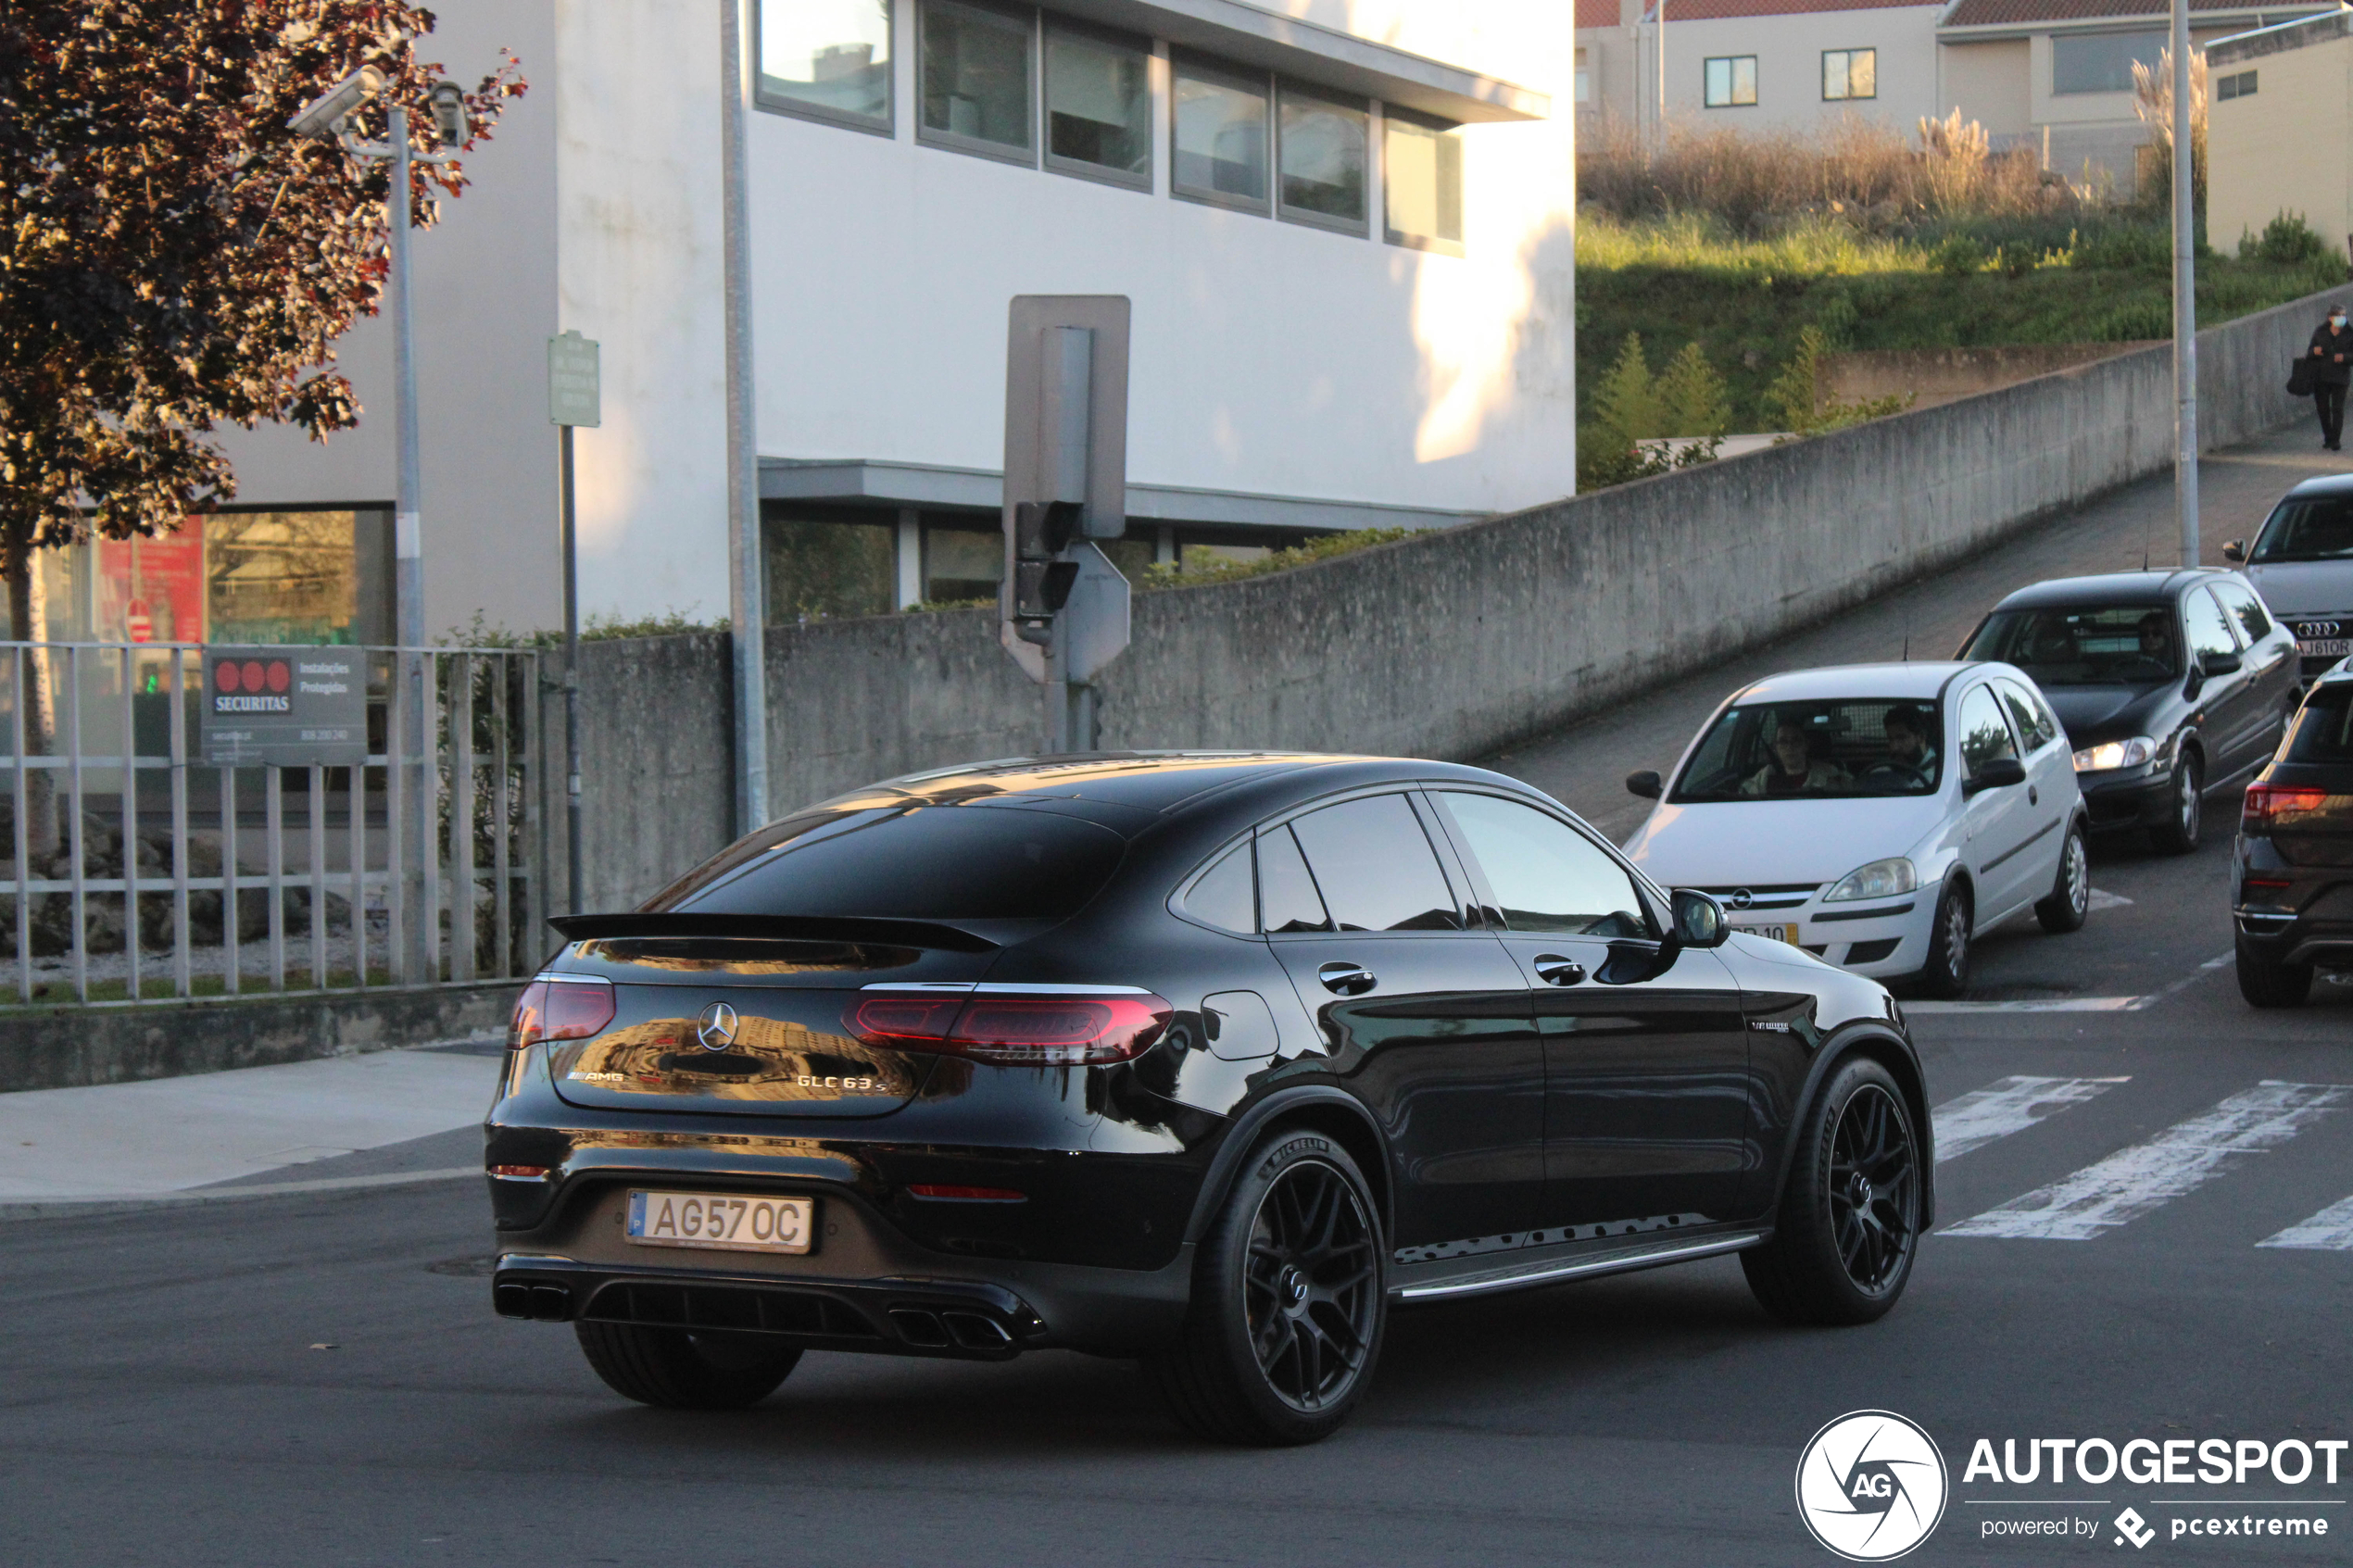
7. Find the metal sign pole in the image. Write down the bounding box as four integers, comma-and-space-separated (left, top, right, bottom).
547, 332, 599, 916
2171, 0, 2200, 569
387, 105, 435, 985
722, 0, 768, 833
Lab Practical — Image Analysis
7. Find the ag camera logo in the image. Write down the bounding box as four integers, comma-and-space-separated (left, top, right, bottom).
1797, 1410, 1950, 1561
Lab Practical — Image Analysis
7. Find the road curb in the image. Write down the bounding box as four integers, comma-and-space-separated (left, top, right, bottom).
0, 1164, 479, 1223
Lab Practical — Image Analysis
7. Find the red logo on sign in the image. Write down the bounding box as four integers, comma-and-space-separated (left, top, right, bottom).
266, 660, 290, 693
242, 660, 266, 692
216, 660, 241, 693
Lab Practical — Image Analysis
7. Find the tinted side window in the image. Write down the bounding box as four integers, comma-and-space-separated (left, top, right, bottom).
1180, 842, 1255, 935
1957, 685, 2019, 773
2285, 687, 2353, 762
1286, 795, 1462, 932
1436, 792, 1649, 937
1994, 679, 2059, 753
1257, 825, 1331, 934
2216, 582, 2274, 644
2187, 589, 2238, 659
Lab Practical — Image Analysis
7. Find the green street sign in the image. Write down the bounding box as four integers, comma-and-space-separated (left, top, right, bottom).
548, 331, 600, 427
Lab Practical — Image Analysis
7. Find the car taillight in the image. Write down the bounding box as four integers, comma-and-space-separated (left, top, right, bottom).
2243, 784, 2328, 832
510, 976, 616, 1049
847, 993, 1171, 1066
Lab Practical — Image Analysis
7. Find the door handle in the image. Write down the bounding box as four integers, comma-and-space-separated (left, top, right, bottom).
1317, 962, 1377, 996
1532, 954, 1587, 986
2028, 784, 2039, 806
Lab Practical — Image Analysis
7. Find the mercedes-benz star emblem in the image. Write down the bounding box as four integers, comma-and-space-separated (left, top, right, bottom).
1729, 888, 1755, 910
695, 1001, 739, 1052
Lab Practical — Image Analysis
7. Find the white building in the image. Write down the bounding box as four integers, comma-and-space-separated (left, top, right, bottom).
62, 0, 1575, 647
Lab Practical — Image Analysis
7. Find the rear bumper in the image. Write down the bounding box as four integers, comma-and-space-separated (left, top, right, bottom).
2235, 910, 2353, 971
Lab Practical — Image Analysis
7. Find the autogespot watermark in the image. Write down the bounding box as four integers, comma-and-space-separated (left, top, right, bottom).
1795, 1413, 2347, 1558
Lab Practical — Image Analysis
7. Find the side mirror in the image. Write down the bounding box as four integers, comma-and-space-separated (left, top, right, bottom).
1626, 769, 1663, 800
1963, 756, 2028, 796
2200, 649, 2244, 677
1670, 888, 1729, 947
2222, 539, 2247, 563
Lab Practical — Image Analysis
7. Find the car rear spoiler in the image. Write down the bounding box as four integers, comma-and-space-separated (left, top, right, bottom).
547, 912, 1000, 953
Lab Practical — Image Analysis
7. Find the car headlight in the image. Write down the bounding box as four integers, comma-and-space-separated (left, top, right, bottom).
2071, 736, 2157, 772
1823, 857, 1918, 902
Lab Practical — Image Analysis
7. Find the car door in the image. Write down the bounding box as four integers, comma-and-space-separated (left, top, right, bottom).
1955, 681, 2040, 919
2186, 583, 2264, 778
1993, 675, 2071, 891
1261, 793, 1546, 1250
2214, 579, 2300, 759
1425, 789, 1752, 1232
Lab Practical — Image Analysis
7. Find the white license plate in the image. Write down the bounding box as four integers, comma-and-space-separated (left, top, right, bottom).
2300, 638, 2349, 658
625, 1189, 812, 1254
1733, 922, 1799, 945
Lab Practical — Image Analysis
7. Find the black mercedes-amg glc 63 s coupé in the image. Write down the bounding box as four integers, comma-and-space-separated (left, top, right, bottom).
485, 753, 1931, 1445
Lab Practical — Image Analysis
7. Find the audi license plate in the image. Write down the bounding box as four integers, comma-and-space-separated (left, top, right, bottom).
625, 1189, 812, 1255
1733, 922, 1799, 945
2300, 638, 2350, 659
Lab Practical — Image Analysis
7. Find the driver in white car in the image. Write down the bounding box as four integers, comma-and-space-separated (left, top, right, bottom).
1880, 703, 1938, 783
1742, 715, 1851, 796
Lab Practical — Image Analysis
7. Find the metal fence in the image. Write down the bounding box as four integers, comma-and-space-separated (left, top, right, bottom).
1, 642, 547, 1005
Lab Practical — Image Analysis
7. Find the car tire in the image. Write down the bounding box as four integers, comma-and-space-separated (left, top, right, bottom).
2150, 752, 2203, 855
2235, 935, 2314, 1009
1916, 880, 1971, 999
1147, 1128, 1386, 1447
1742, 1056, 1922, 1327
2033, 822, 2091, 934
573, 1321, 801, 1410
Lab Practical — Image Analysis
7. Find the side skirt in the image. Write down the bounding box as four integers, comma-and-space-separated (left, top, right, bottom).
1390, 1227, 1770, 1304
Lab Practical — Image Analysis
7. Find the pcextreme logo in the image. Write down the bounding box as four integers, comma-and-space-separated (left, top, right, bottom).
1798, 1410, 1952, 1562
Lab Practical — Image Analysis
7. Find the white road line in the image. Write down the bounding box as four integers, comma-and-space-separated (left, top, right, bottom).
2086, 888, 2134, 910
1942, 1081, 2352, 1241
2259, 1194, 2353, 1251
1931, 1075, 2131, 1163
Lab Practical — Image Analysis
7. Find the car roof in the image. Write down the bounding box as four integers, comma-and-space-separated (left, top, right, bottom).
1990, 570, 2224, 610
812, 751, 1513, 822
2281, 472, 2353, 501
1734, 663, 1973, 704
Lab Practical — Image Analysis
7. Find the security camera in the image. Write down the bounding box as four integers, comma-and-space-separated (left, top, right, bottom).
287, 67, 384, 140
427, 81, 468, 145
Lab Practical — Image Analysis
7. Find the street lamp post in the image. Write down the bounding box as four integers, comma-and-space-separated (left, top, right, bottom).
2171, 0, 2200, 569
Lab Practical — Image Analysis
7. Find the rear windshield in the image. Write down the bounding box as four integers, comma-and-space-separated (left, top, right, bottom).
1961, 605, 2180, 684
2284, 687, 2353, 763
1671, 699, 1944, 802
645, 804, 1126, 922
2253, 497, 2353, 563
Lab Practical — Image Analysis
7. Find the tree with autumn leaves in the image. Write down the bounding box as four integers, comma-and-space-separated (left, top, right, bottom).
0, 1, 521, 853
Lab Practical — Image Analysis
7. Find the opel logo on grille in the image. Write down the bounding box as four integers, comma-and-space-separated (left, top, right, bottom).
1728, 888, 1755, 910
695, 1001, 739, 1052
2297, 621, 2342, 638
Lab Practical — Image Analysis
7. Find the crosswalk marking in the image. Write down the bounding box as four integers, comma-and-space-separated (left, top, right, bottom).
2259, 1195, 2353, 1252
1942, 1081, 2352, 1241
1932, 1075, 2131, 1163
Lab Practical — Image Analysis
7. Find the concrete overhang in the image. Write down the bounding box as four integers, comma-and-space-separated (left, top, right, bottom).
759, 458, 1482, 533
1937, 6, 2326, 43
1049, 0, 1548, 123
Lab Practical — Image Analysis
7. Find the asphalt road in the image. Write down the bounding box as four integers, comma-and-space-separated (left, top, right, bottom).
6, 435, 2351, 1567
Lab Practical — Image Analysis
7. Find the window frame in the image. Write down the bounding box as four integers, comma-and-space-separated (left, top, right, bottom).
753, 0, 898, 136
1821, 47, 1876, 102
914, 0, 1040, 169
2051, 29, 2165, 96
1168, 49, 1274, 214
1423, 785, 1667, 939
2216, 69, 2258, 102
1275, 79, 1371, 237
1039, 15, 1154, 192
1380, 104, 1464, 257
1704, 54, 1757, 109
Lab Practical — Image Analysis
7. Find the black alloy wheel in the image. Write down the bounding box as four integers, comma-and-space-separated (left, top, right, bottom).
2034, 822, 2091, 934
1743, 1056, 1921, 1326
1918, 880, 1971, 998
573, 1321, 802, 1410
2152, 752, 2203, 855
1150, 1129, 1386, 1446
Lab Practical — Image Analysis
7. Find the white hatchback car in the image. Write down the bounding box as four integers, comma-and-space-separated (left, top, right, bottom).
1620, 663, 2089, 997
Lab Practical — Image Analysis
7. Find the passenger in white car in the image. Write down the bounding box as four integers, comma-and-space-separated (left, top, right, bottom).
1742, 716, 1851, 796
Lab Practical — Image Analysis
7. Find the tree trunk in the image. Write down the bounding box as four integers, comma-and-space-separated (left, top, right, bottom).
6, 550, 60, 861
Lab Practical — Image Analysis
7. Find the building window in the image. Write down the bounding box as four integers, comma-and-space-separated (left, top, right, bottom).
1383, 108, 1462, 255
755, 0, 893, 132
1277, 83, 1368, 232
764, 508, 895, 621
918, 0, 1035, 162
1043, 22, 1151, 187
1822, 48, 1875, 101
2216, 69, 2258, 101
920, 517, 1002, 605
1704, 56, 1757, 108
2052, 31, 2164, 95
1576, 45, 1592, 106
1172, 54, 1270, 209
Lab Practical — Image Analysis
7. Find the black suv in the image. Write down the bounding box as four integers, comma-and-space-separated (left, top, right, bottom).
2234, 665, 2353, 1005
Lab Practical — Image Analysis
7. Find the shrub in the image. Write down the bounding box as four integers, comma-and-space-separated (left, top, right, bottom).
1932, 234, 1988, 276
2246, 211, 2333, 267
1138, 528, 1414, 589
2092, 299, 2172, 341
1657, 342, 1733, 439
2075, 224, 2171, 270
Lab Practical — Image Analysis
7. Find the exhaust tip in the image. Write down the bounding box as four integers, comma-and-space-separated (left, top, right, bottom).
941, 1311, 1013, 1350
887, 1308, 951, 1348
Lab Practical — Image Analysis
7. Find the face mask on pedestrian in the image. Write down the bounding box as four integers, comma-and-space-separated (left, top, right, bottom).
2334, 312, 2347, 329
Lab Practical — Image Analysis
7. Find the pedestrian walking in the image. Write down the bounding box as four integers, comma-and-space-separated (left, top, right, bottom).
2309, 302, 2353, 450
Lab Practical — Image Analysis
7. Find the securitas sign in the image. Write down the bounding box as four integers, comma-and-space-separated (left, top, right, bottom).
198, 646, 366, 767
